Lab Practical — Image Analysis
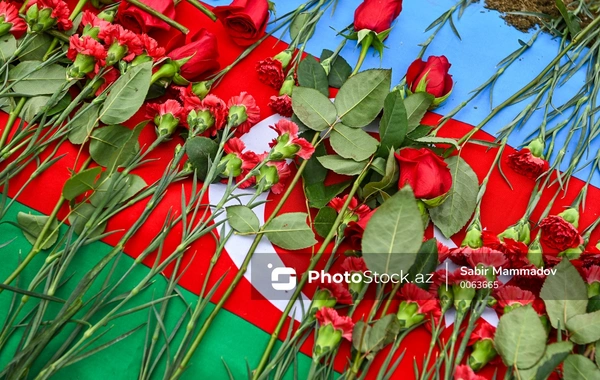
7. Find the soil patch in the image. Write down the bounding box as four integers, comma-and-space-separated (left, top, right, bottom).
484, 0, 560, 31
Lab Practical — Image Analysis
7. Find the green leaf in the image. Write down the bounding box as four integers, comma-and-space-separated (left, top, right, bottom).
99, 61, 152, 125
565, 310, 600, 344
63, 167, 102, 201
8, 61, 66, 95
69, 103, 101, 144
16, 212, 59, 250
555, 0, 581, 37
320, 49, 352, 89
289, 12, 313, 40
265, 213, 317, 250
353, 315, 400, 357
587, 295, 600, 313
596, 340, 600, 368
20, 95, 70, 122
89, 172, 146, 209
362, 149, 399, 199
0, 34, 16, 64
90, 125, 140, 169
317, 155, 367, 176
292, 86, 337, 131
297, 56, 329, 96
305, 181, 350, 209
314, 207, 337, 238
335, 69, 391, 128
407, 239, 439, 289
494, 306, 547, 369
186, 136, 219, 181
330, 124, 379, 162
517, 341, 573, 380
540, 259, 588, 330
404, 93, 434, 131
563, 355, 600, 380
302, 143, 328, 186
17, 33, 53, 61
226, 206, 260, 234
414, 136, 459, 149
429, 156, 478, 238
377, 90, 408, 156
68, 203, 107, 237
362, 187, 424, 274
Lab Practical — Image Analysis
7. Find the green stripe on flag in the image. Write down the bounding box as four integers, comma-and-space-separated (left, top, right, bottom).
0, 200, 316, 379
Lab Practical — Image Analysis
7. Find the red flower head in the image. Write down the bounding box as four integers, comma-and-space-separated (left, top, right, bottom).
318, 281, 353, 305
353, 0, 403, 34
138, 33, 165, 61
467, 320, 496, 346
395, 148, 452, 200
227, 92, 260, 135
67, 35, 107, 63
117, 0, 176, 34
213, 0, 270, 47
406, 55, 453, 99
99, 24, 143, 63
454, 365, 486, 380
344, 209, 376, 251
146, 99, 184, 136
583, 266, 600, 285
315, 307, 355, 341
256, 154, 292, 194
482, 231, 529, 268
221, 138, 259, 188
467, 248, 508, 269
341, 257, 368, 273
508, 148, 549, 179
494, 285, 535, 312
167, 28, 220, 81
329, 195, 371, 220
268, 119, 315, 160
256, 57, 285, 89
0, 2, 27, 39
398, 283, 439, 315
80, 10, 110, 37
27, 0, 72, 31
449, 246, 479, 267
93, 67, 119, 97
437, 239, 451, 263
201, 95, 229, 133
268, 95, 293, 117
539, 215, 583, 252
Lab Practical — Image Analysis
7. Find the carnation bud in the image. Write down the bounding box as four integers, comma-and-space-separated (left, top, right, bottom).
154, 113, 179, 137
527, 239, 544, 268
228, 105, 248, 127
527, 138, 545, 158
187, 109, 215, 134
105, 43, 128, 66
453, 282, 476, 314
255, 165, 279, 193
396, 301, 424, 329
560, 245, 582, 260
437, 284, 454, 312
498, 226, 519, 241
309, 289, 337, 314
273, 50, 293, 70
468, 339, 497, 372
279, 76, 295, 96
192, 81, 211, 99
558, 208, 580, 228
313, 324, 342, 357
68, 54, 97, 79
462, 223, 483, 249
27, 5, 55, 33
219, 154, 243, 178
517, 221, 531, 244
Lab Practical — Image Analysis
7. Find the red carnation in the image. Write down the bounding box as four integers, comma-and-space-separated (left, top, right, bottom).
146, 99, 184, 120
315, 307, 355, 341
395, 148, 452, 200
482, 231, 529, 268
454, 365, 486, 380
398, 283, 439, 315
329, 195, 371, 220
117, 0, 176, 34
406, 55, 453, 99
80, 10, 110, 37
167, 28, 220, 81
139, 34, 165, 61
353, 0, 403, 34
0, 2, 27, 39
494, 285, 535, 312
467, 248, 507, 269
318, 281, 353, 305
256, 57, 286, 89
507, 148, 549, 179
99, 24, 143, 63
213, 0, 270, 47
539, 215, 583, 252
228, 92, 260, 135
268, 95, 293, 117
27, 0, 72, 31
269, 119, 315, 160
344, 209, 376, 251
340, 257, 368, 273
201, 95, 229, 133
67, 35, 107, 63
437, 239, 451, 263
467, 320, 496, 346
256, 154, 292, 195
583, 266, 600, 285
222, 138, 259, 188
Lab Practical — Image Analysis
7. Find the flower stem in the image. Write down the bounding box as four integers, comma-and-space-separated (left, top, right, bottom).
42, 0, 89, 61
0, 97, 26, 152
126, 0, 189, 34
185, 0, 217, 21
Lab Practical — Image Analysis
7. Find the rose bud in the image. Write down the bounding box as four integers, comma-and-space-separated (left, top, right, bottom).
146, 99, 184, 137
0, 2, 27, 39
254, 155, 291, 194
395, 148, 452, 203
583, 266, 600, 298
187, 109, 215, 135
117, 0, 176, 34
406, 55, 453, 107
309, 281, 353, 315
66, 35, 107, 79
340, 257, 369, 298
26, 0, 73, 32
166, 28, 220, 82
539, 215, 583, 252
256, 50, 293, 89
213, 0, 270, 47
454, 364, 486, 380
313, 308, 354, 357
351, 0, 402, 74
396, 283, 440, 329
269, 119, 315, 160
507, 138, 549, 180
467, 321, 497, 372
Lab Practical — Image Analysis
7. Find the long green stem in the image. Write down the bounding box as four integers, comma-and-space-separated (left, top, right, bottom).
0, 98, 26, 151
185, 0, 217, 21
42, 0, 89, 61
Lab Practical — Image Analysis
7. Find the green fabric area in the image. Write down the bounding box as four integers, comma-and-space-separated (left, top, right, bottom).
0, 200, 314, 379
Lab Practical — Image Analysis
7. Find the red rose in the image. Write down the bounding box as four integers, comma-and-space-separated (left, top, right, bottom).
213, 0, 269, 47
117, 0, 176, 34
507, 148, 549, 179
344, 209, 376, 251
539, 215, 583, 252
167, 28, 220, 81
395, 148, 452, 200
406, 55, 453, 98
353, 0, 403, 34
